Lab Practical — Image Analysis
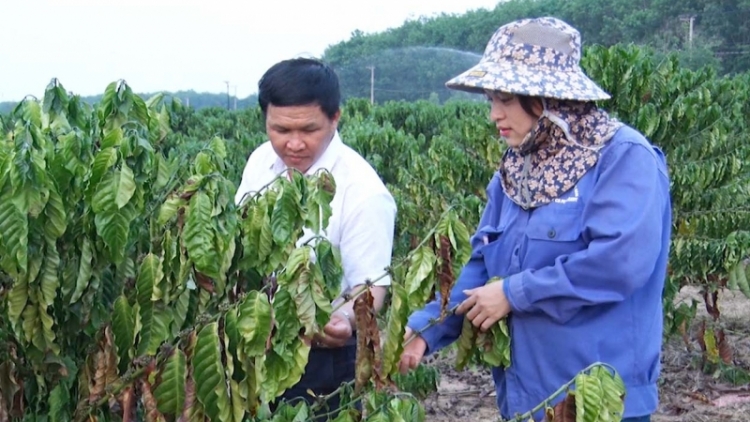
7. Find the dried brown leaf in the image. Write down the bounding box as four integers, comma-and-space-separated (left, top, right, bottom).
716, 329, 733, 364
547, 393, 576, 422
177, 374, 196, 422
354, 289, 385, 392
696, 320, 707, 354
89, 326, 119, 404
104, 326, 118, 386
437, 235, 454, 320
195, 272, 214, 293
0, 395, 9, 422
139, 379, 166, 422
0, 360, 23, 418
120, 386, 135, 422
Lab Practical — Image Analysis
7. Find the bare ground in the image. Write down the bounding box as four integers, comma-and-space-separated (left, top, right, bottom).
421, 287, 750, 421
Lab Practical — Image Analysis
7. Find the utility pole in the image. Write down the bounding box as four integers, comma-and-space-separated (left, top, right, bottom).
367, 66, 375, 104
233, 85, 237, 110
680, 14, 697, 50
224, 80, 230, 110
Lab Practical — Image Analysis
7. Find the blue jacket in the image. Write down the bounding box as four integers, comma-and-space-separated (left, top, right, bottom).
407, 125, 671, 420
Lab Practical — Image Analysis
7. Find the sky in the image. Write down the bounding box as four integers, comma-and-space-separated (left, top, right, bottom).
0, 0, 499, 102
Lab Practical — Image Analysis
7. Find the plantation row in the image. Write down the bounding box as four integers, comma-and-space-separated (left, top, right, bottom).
0, 44, 749, 421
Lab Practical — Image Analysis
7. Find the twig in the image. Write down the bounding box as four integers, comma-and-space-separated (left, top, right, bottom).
329, 205, 457, 311
236, 167, 306, 207
498, 362, 619, 422
403, 303, 461, 348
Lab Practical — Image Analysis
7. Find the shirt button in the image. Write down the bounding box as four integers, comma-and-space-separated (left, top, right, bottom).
547, 229, 556, 239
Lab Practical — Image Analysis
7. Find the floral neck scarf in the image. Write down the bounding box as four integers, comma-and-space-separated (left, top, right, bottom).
499, 99, 624, 209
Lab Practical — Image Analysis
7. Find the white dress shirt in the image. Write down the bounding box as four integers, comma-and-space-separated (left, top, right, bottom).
234, 131, 396, 291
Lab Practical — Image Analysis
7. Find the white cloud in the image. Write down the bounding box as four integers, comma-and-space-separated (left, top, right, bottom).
0, 0, 498, 101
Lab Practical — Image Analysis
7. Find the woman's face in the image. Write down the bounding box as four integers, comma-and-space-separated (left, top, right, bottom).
486, 91, 542, 148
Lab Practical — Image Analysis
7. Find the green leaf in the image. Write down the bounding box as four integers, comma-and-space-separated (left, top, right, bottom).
272, 289, 300, 345
112, 296, 135, 370
193, 322, 232, 422
454, 317, 479, 371
575, 373, 603, 422
43, 187, 67, 239
294, 282, 317, 336
7, 278, 28, 330
136, 254, 165, 356
237, 291, 273, 357
70, 238, 92, 304
22, 99, 42, 127
209, 137, 227, 159
183, 191, 221, 281
405, 245, 436, 308
382, 283, 410, 376
194, 151, 214, 175
116, 162, 136, 209
154, 154, 172, 190
94, 204, 134, 265
158, 195, 186, 226
0, 199, 29, 277
306, 171, 335, 233
39, 239, 60, 308
153, 349, 187, 416
590, 366, 625, 421
314, 240, 343, 300
257, 339, 310, 403
477, 320, 511, 368
48, 383, 69, 422
92, 171, 117, 214
88, 147, 118, 191
271, 184, 301, 244
101, 128, 123, 149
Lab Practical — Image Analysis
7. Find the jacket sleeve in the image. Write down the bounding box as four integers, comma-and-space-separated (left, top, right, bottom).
503, 140, 671, 324
406, 176, 502, 354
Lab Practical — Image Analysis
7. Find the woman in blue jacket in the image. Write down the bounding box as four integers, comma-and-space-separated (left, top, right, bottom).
399, 17, 671, 422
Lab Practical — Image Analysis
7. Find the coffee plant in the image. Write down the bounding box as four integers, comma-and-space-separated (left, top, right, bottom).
2, 42, 748, 421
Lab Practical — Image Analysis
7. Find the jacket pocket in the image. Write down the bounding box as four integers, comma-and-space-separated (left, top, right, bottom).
478, 227, 510, 279
523, 204, 585, 268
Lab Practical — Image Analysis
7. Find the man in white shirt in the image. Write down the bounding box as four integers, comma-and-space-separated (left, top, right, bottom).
234, 57, 397, 419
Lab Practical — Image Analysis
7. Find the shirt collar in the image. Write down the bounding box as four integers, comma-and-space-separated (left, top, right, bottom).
270, 130, 343, 176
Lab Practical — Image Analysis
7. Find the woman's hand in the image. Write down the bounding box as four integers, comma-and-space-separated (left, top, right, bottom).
456, 279, 511, 331
398, 327, 427, 374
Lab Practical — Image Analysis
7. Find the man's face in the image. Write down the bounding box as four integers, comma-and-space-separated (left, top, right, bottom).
266, 103, 340, 173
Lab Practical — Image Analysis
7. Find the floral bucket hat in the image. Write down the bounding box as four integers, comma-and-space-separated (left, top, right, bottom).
445, 17, 610, 101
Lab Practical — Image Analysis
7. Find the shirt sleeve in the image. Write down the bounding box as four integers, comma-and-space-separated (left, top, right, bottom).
504, 141, 670, 324
406, 176, 501, 354
339, 190, 397, 288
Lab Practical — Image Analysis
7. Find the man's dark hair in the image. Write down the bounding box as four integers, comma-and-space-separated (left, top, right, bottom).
257, 57, 341, 119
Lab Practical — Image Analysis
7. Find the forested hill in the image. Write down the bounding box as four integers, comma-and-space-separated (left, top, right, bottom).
0, 90, 257, 114
322, 0, 750, 103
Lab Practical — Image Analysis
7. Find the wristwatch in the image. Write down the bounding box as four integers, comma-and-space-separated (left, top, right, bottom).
338, 309, 353, 328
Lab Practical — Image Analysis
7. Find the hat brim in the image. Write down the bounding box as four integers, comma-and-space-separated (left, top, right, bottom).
445, 61, 611, 101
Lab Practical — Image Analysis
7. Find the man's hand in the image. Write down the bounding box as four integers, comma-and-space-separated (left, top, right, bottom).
313, 311, 353, 348
398, 327, 427, 374
456, 279, 511, 332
